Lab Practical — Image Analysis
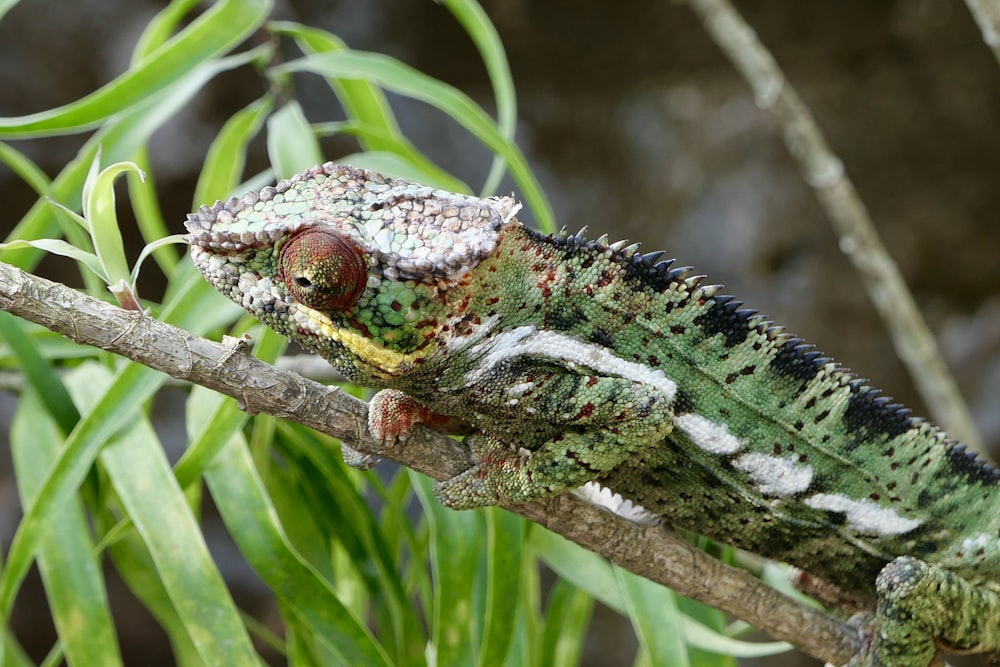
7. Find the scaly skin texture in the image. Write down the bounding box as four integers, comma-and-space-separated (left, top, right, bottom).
186, 163, 1000, 666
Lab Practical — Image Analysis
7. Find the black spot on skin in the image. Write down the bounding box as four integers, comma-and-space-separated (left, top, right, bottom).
673, 388, 694, 413
842, 384, 912, 444
589, 328, 614, 348
942, 443, 1000, 486
548, 308, 588, 331
818, 508, 848, 527
769, 338, 822, 383
694, 296, 753, 346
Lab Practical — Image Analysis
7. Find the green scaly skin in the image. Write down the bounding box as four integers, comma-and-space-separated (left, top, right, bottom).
186, 163, 1000, 666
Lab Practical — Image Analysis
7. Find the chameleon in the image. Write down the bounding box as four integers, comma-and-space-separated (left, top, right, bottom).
186, 162, 1000, 666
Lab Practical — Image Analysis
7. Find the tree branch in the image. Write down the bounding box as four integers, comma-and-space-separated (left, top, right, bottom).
0, 260, 858, 665
686, 0, 984, 455
965, 0, 1000, 70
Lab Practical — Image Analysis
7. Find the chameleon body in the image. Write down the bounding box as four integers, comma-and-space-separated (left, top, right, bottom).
186, 163, 1000, 666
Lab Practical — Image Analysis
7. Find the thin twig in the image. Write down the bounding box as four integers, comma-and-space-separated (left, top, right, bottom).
0, 260, 858, 666
965, 0, 1000, 68
686, 0, 985, 454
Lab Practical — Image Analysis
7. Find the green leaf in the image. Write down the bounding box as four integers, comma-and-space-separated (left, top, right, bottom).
0, 0, 20, 24
412, 474, 479, 664
1, 43, 272, 273
276, 424, 427, 665
202, 436, 394, 667
129, 156, 179, 276
439, 0, 516, 195
478, 508, 523, 667
0, 361, 169, 623
531, 528, 625, 614
0, 141, 53, 197
271, 22, 465, 191
616, 566, 690, 667
267, 101, 323, 178
80, 365, 260, 666
193, 96, 274, 207
0, 239, 105, 282
0, 0, 273, 137
272, 50, 555, 232
540, 580, 593, 667
11, 390, 123, 667
0, 311, 79, 433
82, 159, 145, 289
132, 0, 204, 62
0, 271, 223, 625
679, 618, 790, 659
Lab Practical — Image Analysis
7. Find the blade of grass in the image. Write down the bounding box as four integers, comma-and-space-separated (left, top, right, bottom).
0, 311, 78, 432
0, 360, 169, 623
80, 366, 260, 665
0, 0, 20, 23
1, 44, 272, 273
100, 517, 205, 666
478, 507, 523, 667
10, 390, 123, 667
272, 50, 555, 232
0, 271, 227, 625
0, 142, 52, 197
412, 473, 481, 666
132, 0, 204, 63
202, 435, 394, 666
440, 0, 516, 195
274, 423, 427, 665
540, 580, 594, 667
615, 565, 690, 667
193, 96, 274, 207
0, 0, 272, 137
267, 101, 323, 178
271, 22, 464, 191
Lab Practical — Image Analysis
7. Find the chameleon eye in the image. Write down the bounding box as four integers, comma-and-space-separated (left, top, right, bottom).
277, 229, 367, 312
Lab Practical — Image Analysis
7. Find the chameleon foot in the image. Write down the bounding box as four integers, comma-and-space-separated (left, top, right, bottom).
367, 389, 472, 443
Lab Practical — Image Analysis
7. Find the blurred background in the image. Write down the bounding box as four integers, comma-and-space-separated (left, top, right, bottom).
1, 0, 999, 664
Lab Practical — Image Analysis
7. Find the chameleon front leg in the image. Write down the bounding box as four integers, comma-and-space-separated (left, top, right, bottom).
366, 370, 675, 508
434, 372, 675, 509
849, 556, 1000, 667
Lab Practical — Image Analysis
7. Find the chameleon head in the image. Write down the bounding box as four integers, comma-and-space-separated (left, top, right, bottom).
184, 163, 520, 383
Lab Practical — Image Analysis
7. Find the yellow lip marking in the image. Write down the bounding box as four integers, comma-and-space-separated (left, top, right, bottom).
304, 307, 432, 375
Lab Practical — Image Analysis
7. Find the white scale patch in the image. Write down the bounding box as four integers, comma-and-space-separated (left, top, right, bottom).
506, 382, 535, 397
733, 452, 813, 497
463, 326, 678, 401
959, 533, 1000, 553
576, 482, 661, 526
804, 493, 922, 536
445, 314, 500, 350
673, 413, 743, 455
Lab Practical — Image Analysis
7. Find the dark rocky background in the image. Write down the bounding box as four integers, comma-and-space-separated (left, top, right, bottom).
1, 1, 998, 664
